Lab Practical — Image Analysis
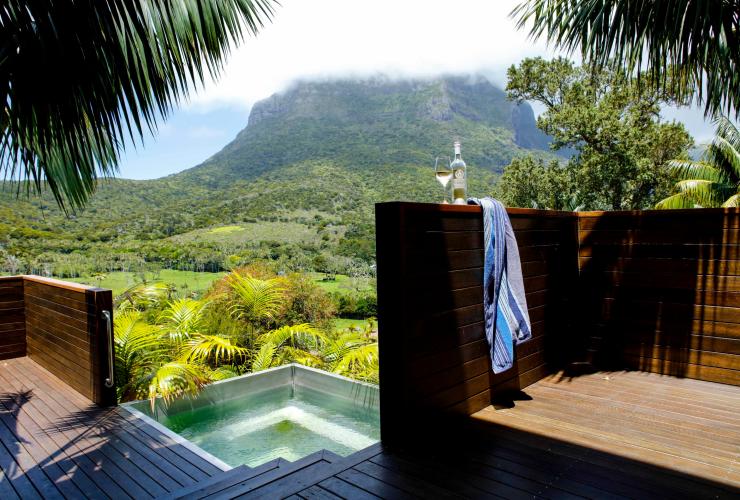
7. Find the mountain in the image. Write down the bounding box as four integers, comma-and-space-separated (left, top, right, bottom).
1, 75, 556, 277
177, 75, 551, 187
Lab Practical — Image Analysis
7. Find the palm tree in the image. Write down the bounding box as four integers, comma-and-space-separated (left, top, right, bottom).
252, 324, 327, 371
114, 298, 245, 407
512, 0, 740, 118
657, 117, 740, 208
1, 0, 275, 209
226, 271, 287, 331
251, 322, 379, 384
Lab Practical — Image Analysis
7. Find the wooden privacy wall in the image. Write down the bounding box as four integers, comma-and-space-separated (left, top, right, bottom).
579, 209, 740, 386
0, 275, 116, 405
0, 277, 26, 360
376, 202, 577, 444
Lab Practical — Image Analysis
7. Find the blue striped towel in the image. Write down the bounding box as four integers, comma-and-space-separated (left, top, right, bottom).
468, 197, 532, 373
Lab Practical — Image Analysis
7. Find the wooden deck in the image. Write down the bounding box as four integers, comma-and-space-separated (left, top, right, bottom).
2, 357, 738, 498
0, 357, 226, 499
176, 371, 740, 499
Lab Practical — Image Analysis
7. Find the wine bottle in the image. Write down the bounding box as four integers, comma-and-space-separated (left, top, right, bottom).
451, 141, 467, 204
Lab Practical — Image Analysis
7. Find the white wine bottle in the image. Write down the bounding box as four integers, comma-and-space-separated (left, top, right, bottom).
451, 141, 467, 204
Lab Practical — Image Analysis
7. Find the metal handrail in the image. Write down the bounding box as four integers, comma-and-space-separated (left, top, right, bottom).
102, 310, 114, 388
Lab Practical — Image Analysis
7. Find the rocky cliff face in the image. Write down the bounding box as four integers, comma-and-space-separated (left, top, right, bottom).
178, 75, 555, 187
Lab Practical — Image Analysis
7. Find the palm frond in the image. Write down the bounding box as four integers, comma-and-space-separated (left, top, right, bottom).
158, 298, 208, 342
722, 193, 740, 208
658, 115, 740, 208
654, 193, 700, 209
115, 282, 171, 310
258, 324, 326, 350
275, 346, 324, 368
251, 342, 277, 372
666, 160, 727, 184
113, 309, 164, 400
512, 0, 739, 118
332, 343, 379, 377
706, 117, 740, 182
209, 365, 241, 381
1, 0, 276, 209
184, 333, 247, 365
227, 272, 286, 323
144, 361, 210, 409
674, 179, 735, 208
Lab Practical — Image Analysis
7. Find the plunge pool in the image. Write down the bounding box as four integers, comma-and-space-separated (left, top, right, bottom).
122, 364, 380, 468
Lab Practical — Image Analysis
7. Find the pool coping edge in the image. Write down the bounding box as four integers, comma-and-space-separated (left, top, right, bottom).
120, 404, 233, 472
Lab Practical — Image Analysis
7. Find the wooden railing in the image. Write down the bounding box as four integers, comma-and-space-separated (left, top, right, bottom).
0, 275, 115, 406
578, 208, 740, 385
376, 202, 740, 444
0, 276, 26, 359
375, 202, 577, 444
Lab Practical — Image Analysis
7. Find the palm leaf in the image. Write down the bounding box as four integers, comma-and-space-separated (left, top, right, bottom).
332, 343, 379, 377
113, 310, 163, 400
654, 193, 700, 210
143, 361, 210, 409
666, 160, 727, 184
675, 179, 735, 208
115, 282, 170, 310
227, 272, 286, 323
722, 193, 740, 208
707, 117, 740, 182
275, 346, 324, 368
511, 0, 739, 118
1, 0, 276, 209
209, 365, 241, 381
158, 298, 208, 342
184, 333, 247, 365
258, 324, 326, 350
251, 342, 277, 372
658, 115, 740, 208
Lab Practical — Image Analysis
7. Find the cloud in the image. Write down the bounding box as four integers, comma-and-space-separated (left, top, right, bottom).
187, 0, 558, 110
182, 0, 714, 142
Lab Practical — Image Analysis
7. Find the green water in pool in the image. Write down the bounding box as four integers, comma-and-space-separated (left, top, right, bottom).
156, 385, 379, 467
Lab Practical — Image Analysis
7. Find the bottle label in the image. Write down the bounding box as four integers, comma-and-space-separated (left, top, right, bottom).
452, 169, 465, 188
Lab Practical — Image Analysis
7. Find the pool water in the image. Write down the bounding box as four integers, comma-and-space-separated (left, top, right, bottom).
150, 383, 379, 467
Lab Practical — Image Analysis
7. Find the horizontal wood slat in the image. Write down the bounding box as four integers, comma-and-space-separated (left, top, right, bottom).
377, 202, 578, 445
579, 209, 740, 385
0, 275, 115, 405
0, 277, 25, 360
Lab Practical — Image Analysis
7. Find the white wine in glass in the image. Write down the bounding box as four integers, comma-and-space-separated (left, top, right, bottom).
435, 156, 452, 203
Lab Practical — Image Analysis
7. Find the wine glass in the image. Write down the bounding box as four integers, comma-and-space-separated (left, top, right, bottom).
435, 156, 452, 204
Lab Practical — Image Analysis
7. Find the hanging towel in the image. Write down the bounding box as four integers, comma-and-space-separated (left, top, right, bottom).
468, 197, 532, 373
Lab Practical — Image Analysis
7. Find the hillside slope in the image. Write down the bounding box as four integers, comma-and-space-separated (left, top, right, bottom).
1, 75, 555, 276
176, 75, 551, 187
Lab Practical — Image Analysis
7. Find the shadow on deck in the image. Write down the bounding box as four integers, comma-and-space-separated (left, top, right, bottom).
164, 369, 739, 499
0, 357, 226, 499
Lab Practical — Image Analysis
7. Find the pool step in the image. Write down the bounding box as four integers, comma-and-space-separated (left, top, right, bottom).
160, 458, 287, 500
161, 450, 339, 499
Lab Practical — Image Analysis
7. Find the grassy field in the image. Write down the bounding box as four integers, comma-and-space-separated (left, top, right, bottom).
333, 317, 374, 331
170, 220, 345, 245
310, 273, 374, 293
65, 270, 373, 298
69, 270, 225, 296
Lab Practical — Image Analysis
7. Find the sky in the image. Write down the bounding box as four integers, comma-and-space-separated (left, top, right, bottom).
118, 0, 715, 180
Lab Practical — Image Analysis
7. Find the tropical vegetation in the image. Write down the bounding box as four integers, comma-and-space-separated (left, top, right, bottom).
1, 0, 275, 209
0, 77, 534, 280
500, 57, 693, 210
512, 0, 740, 119
112, 266, 378, 407
657, 117, 740, 208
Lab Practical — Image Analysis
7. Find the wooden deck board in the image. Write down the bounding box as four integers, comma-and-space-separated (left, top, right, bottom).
183, 370, 739, 499
0, 357, 225, 499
